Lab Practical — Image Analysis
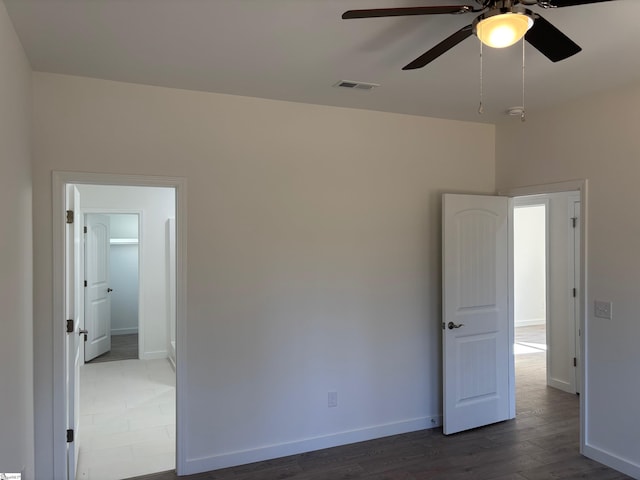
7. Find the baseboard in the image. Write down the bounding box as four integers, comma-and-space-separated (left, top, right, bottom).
515, 318, 545, 328
583, 443, 640, 479
140, 350, 168, 360
111, 327, 138, 335
547, 377, 574, 394
181, 415, 442, 475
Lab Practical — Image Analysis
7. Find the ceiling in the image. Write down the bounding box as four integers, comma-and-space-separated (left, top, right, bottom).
4, 0, 640, 123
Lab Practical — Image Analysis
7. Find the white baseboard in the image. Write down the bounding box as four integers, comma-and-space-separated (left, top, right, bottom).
547, 377, 574, 394
140, 350, 168, 360
181, 416, 442, 476
583, 443, 640, 479
111, 327, 138, 335
515, 318, 545, 328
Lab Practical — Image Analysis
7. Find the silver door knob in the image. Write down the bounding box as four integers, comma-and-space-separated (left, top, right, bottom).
448, 322, 464, 330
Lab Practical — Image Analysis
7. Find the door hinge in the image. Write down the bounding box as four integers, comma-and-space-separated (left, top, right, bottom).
573, 357, 577, 367
571, 217, 577, 228
572, 288, 577, 298
66, 429, 74, 443
66, 319, 74, 333
66, 210, 74, 224
84, 280, 87, 287
442, 322, 445, 330
84, 226, 87, 234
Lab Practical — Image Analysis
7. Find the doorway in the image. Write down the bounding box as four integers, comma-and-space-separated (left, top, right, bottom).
53, 172, 187, 480
85, 213, 140, 364
441, 183, 586, 444
77, 185, 176, 480
502, 180, 587, 455
513, 199, 548, 394
513, 192, 580, 396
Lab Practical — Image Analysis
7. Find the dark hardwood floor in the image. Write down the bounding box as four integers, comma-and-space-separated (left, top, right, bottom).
126, 330, 629, 480
87, 333, 138, 363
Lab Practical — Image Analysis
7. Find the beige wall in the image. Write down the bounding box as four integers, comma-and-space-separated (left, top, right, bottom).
496, 82, 640, 476
0, 3, 34, 477
513, 203, 546, 327
32, 73, 495, 475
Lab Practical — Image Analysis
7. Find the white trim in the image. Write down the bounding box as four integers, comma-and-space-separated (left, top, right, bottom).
548, 377, 573, 394
52, 171, 188, 478
507, 197, 516, 420
110, 238, 139, 245
499, 179, 585, 197
567, 194, 581, 395
110, 327, 138, 336
514, 318, 545, 327
140, 350, 169, 360
583, 444, 640, 479
502, 179, 588, 456
182, 416, 440, 475
52, 174, 66, 480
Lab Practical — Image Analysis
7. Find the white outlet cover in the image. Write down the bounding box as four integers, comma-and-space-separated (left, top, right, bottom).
594, 300, 612, 320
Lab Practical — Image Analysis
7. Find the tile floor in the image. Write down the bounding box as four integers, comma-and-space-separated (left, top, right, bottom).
77, 358, 176, 480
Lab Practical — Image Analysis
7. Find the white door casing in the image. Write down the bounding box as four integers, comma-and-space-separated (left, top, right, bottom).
84, 214, 112, 362
65, 186, 81, 480
54, 172, 187, 480
570, 198, 581, 394
442, 194, 513, 435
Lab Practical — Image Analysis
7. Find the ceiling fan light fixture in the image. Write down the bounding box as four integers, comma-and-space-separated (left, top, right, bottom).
475, 10, 534, 49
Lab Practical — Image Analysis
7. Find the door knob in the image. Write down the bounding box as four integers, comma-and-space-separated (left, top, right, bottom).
78, 329, 88, 341
107, 288, 113, 293
448, 322, 464, 330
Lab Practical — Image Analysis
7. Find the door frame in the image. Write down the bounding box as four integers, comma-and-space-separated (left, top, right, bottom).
52, 171, 188, 478
513, 193, 581, 394
82, 209, 143, 362
501, 179, 588, 454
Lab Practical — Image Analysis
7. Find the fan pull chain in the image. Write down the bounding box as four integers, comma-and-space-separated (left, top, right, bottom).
478, 40, 484, 115
521, 38, 526, 122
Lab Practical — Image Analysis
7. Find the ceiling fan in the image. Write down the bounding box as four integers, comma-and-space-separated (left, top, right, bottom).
342, 0, 614, 70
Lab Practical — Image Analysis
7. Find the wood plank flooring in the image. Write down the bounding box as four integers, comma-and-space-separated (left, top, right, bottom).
126, 336, 629, 480
88, 333, 138, 364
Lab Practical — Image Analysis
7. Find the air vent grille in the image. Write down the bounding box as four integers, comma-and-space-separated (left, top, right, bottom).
334, 80, 380, 91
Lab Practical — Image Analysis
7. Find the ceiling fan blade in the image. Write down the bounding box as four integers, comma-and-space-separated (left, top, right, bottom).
525, 14, 581, 62
402, 24, 473, 70
342, 6, 473, 19
542, 0, 614, 7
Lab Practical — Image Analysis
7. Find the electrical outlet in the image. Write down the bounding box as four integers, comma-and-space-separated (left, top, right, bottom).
594, 300, 612, 320
328, 391, 338, 408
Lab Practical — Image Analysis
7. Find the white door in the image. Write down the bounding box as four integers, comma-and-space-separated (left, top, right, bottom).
65, 186, 82, 479
442, 194, 513, 435
84, 214, 112, 361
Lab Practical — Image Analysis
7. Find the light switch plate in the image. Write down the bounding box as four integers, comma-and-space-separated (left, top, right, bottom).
328, 391, 338, 408
594, 300, 612, 320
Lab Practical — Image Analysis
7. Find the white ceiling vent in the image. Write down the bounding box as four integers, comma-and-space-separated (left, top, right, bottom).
334, 80, 380, 91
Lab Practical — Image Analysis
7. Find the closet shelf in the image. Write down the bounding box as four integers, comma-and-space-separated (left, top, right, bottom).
110, 238, 139, 245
